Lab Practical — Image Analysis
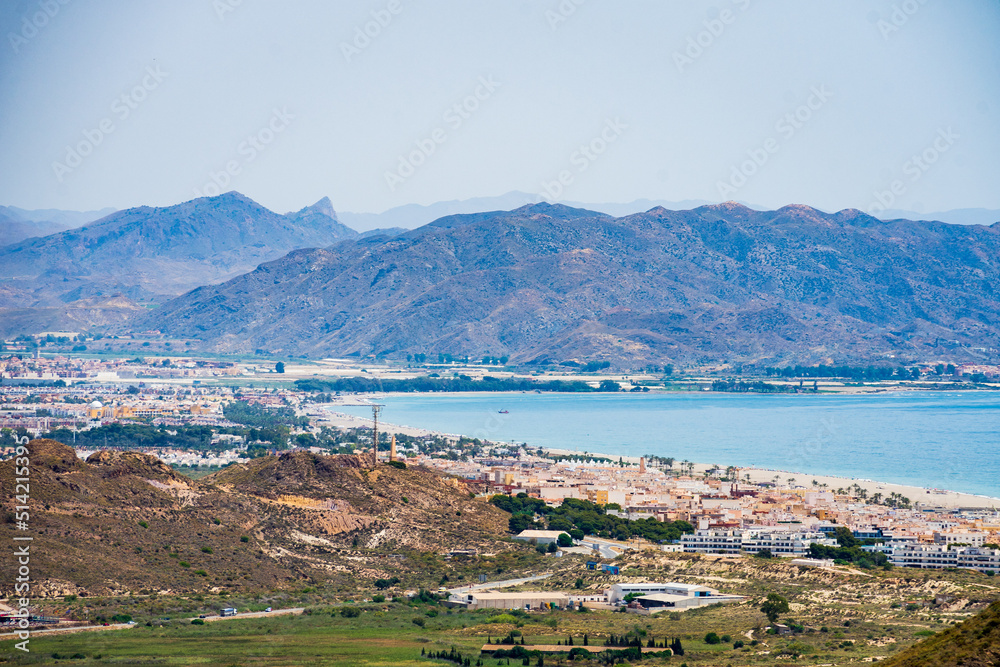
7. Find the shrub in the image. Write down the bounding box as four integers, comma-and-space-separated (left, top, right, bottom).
704, 632, 721, 644
412, 617, 425, 627
110, 614, 132, 623
490, 614, 519, 624
194, 570, 208, 576
721, 634, 731, 643
387, 460, 406, 469
179, 561, 190, 568
191, 618, 205, 625
201, 547, 213, 554
138, 521, 148, 528
212, 518, 221, 525
372, 594, 386, 603
401, 497, 409, 504
340, 607, 361, 618
733, 640, 744, 649
240, 536, 249, 543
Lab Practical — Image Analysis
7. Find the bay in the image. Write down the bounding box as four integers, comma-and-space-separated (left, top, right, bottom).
331, 391, 1000, 498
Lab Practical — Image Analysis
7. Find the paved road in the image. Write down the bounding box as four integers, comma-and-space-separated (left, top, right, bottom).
447, 573, 552, 594
202, 607, 305, 622
0, 607, 306, 639
579, 539, 621, 559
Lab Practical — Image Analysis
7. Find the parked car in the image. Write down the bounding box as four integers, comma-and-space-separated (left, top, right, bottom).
265, 607, 272, 612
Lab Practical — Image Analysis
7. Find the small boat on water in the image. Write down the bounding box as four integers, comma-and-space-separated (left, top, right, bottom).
498, 409, 509, 414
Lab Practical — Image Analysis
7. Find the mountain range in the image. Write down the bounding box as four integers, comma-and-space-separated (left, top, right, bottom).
138, 199, 1000, 366
3, 191, 1000, 365
0, 194, 360, 336
336, 192, 1000, 232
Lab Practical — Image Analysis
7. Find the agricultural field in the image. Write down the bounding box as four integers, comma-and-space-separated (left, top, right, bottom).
4, 549, 998, 666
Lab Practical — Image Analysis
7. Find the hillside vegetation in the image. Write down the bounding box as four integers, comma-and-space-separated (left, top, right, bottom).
0, 439, 517, 596
884, 600, 1000, 667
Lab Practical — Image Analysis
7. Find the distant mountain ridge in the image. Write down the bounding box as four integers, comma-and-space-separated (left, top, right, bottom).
337, 191, 715, 231
0, 204, 116, 247
0, 192, 354, 306
139, 200, 1000, 365
337, 191, 999, 231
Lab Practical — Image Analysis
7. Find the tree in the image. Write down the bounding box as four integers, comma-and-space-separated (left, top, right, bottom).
753, 549, 773, 559
834, 526, 858, 548
557, 533, 573, 548
704, 632, 721, 644
275, 361, 285, 373
760, 593, 789, 624
547, 541, 558, 553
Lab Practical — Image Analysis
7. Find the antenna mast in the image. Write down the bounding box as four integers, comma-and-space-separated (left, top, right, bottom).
371, 404, 383, 467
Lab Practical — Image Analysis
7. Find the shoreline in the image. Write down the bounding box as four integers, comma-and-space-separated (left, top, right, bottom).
543, 447, 1000, 509
313, 405, 1000, 511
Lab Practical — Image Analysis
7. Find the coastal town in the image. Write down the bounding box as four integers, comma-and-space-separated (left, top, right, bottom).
3, 351, 999, 581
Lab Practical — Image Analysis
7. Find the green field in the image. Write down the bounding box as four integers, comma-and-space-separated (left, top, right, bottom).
0, 595, 956, 666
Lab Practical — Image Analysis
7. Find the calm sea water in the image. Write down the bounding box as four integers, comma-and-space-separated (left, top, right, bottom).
331, 391, 1000, 498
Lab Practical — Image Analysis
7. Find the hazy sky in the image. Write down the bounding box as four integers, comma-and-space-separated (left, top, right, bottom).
1, 0, 999, 215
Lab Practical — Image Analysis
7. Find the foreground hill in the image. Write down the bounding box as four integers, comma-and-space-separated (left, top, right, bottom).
884, 600, 1000, 667
141, 201, 1000, 365
0, 192, 355, 334
0, 440, 512, 596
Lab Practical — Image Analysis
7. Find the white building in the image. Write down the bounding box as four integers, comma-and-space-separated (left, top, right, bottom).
932, 531, 988, 547
680, 529, 835, 557
513, 529, 567, 545
608, 582, 716, 605
890, 544, 1000, 573
607, 582, 744, 611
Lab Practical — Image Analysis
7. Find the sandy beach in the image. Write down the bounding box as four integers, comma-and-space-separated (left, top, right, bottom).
540, 448, 1000, 510
312, 405, 1000, 511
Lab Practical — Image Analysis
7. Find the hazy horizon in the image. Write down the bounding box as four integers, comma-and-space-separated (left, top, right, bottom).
2, 1, 999, 218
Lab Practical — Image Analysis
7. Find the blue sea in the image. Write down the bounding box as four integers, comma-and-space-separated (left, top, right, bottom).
330, 391, 1000, 498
